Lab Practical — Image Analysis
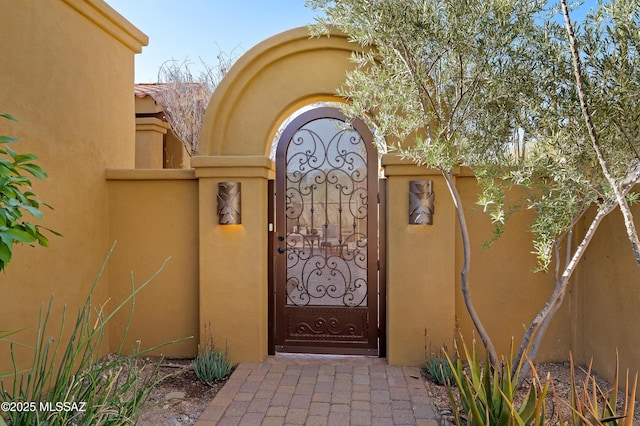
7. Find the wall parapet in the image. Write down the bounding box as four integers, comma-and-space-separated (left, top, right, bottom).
62, 0, 148, 53
381, 154, 475, 177
191, 155, 275, 179
105, 169, 196, 180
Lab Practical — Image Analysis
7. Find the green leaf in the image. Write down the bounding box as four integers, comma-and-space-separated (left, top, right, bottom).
0, 113, 17, 121
23, 222, 36, 235
19, 163, 48, 180
35, 232, 50, 247
0, 241, 12, 264
626, 192, 640, 205
5, 227, 37, 243
0, 135, 20, 144
5, 145, 16, 159
0, 164, 13, 176
41, 226, 62, 237
21, 204, 44, 219
517, 383, 539, 423
14, 153, 39, 164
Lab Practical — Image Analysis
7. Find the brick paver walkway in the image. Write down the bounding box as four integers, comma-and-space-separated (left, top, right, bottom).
195, 354, 441, 426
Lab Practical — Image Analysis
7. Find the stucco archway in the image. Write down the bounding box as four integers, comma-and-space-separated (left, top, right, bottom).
198, 26, 358, 158
192, 27, 364, 363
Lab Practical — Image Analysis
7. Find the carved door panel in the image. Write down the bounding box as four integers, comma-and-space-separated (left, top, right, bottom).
273, 107, 380, 355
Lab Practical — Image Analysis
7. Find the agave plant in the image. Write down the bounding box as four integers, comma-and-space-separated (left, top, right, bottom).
0, 244, 189, 425
443, 335, 550, 426
557, 352, 637, 426
193, 323, 233, 386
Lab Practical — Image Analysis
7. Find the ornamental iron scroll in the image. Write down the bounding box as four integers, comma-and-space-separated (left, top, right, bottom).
409, 180, 434, 225
217, 182, 241, 225
284, 118, 369, 307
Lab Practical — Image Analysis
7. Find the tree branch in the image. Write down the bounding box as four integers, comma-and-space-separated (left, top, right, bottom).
514, 200, 616, 379
561, 0, 640, 265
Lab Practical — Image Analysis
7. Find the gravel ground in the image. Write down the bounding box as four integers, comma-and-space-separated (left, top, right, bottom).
136, 358, 227, 426
423, 360, 640, 425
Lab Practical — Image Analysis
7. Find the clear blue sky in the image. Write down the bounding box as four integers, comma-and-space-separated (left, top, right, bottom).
105, 0, 319, 82
105, 0, 598, 83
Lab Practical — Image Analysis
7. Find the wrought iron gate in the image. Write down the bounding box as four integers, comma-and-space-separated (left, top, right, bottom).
271, 107, 383, 355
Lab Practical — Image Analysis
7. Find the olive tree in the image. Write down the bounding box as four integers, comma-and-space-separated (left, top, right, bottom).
515, 0, 640, 375
307, 0, 640, 379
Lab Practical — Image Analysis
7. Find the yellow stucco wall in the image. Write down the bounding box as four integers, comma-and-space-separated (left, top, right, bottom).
106, 170, 199, 357
381, 159, 574, 366
2, 0, 639, 389
164, 131, 190, 169
191, 156, 273, 363
453, 172, 574, 363
382, 156, 458, 364
575, 199, 640, 384
135, 117, 169, 168
194, 28, 360, 363
0, 0, 147, 373
134, 93, 190, 169
194, 26, 631, 372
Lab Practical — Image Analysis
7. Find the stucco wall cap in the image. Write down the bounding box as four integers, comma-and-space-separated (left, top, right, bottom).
381, 154, 467, 176
62, 0, 149, 53
105, 169, 196, 180
190, 155, 274, 170
135, 117, 170, 133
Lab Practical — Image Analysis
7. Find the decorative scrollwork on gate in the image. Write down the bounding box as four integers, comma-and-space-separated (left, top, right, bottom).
284, 118, 369, 307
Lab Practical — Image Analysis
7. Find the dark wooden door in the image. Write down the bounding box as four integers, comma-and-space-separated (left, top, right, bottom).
273, 107, 380, 355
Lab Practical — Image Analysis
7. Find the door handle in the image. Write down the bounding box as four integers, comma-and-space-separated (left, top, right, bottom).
277, 247, 286, 254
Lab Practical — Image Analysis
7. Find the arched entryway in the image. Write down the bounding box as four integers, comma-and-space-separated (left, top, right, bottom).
191, 27, 380, 363
192, 26, 456, 366
269, 106, 385, 355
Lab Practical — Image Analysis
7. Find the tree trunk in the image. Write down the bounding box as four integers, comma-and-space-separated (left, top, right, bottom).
442, 169, 500, 369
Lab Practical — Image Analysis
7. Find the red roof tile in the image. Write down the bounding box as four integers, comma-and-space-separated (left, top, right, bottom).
134, 83, 169, 100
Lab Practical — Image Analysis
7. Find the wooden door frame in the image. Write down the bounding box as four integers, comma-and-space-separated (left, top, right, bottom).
268, 178, 276, 355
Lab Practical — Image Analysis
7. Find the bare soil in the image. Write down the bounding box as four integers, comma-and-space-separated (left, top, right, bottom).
423, 361, 640, 425
137, 358, 228, 426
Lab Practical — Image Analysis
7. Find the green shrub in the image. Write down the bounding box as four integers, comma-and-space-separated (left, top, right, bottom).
0, 113, 58, 272
425, 351, 455, 386
423, 328, 456, 386
193, 324, 233, 386
0, 244, 189, 425
444, 335, 550, 426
